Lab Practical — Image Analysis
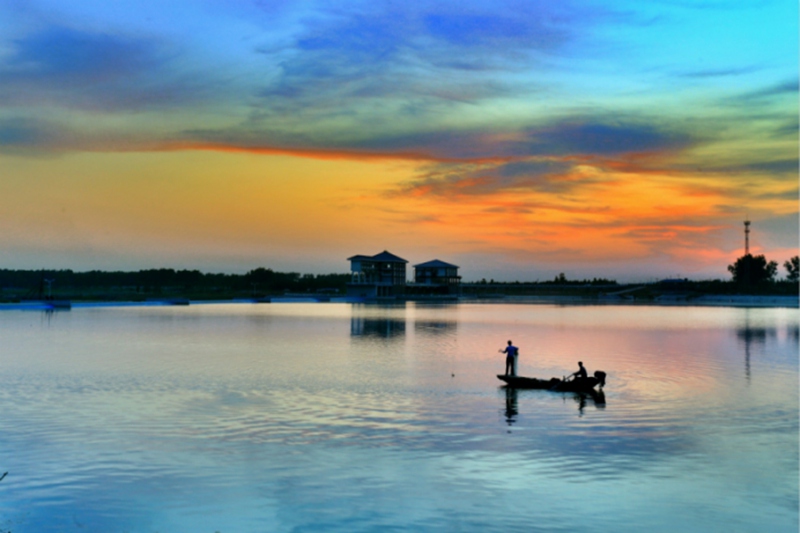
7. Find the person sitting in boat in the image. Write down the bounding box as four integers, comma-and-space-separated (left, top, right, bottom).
499, 340, 519, 376
571, 361, 587, 380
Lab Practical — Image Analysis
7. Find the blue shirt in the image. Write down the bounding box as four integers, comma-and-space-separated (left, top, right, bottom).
503, 345, 518, 357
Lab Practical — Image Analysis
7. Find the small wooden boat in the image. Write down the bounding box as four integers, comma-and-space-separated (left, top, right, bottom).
497, 371, 606, 393
497, 375, 561, 389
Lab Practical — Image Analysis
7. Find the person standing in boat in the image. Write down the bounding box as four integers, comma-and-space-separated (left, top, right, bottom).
500, 340, 519, 376
571, 361, 587, 380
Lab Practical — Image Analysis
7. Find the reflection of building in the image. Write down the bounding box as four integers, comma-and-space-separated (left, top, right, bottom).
350, 317, 406, 338
347, 251, 408, 299
414, 319, 457, 337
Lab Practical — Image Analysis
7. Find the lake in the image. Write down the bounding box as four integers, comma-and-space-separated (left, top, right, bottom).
0, 302, 797, 532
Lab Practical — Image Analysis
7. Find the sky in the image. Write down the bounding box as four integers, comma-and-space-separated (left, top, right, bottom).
0, 0, 797, 282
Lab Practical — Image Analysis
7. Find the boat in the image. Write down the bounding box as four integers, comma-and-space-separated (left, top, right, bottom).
497, 370, 606, 393
497, 375, 562, 389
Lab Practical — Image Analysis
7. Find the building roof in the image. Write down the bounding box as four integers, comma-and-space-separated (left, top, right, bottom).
414, 259, 459, 269
348, 251, 408, 263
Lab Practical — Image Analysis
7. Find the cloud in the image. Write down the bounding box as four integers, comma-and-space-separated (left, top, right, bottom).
248, 1, 606, 128
421, 9, 568, 51
397, 158, 577, 197
0, 116, 73, 154
6, 26, 152, 78
186, 114, 697, 168
774, 117, 800, 138
360, 119, 695, 160
0, 26, 214, 112
723, 79, 800, 109
0, 4, 786, 188
745, 79, 799, 99
0, 4, 717, 167
0, 117, 47, 147
711, 158, 799, 175
753, 188, 800, 202
680, 66, 761, 78
524, 121, 695, 157
755, 212, 800, 249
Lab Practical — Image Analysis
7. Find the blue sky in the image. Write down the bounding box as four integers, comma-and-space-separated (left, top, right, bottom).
0, 0, 797, 280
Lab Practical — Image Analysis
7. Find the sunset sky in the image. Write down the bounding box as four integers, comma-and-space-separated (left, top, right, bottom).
1, 0, 797, 281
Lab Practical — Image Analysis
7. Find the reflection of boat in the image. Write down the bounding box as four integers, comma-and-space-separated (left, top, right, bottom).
499, 382, 606, 418
497, 371, 606, 393
575, 389, 606, 407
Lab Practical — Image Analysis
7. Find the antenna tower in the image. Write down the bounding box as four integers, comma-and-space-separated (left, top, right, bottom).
744, 219, 751, 255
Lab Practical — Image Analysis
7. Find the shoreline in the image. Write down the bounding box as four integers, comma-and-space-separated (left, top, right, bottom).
485, 294, 799, 308
1, 294, 797, 310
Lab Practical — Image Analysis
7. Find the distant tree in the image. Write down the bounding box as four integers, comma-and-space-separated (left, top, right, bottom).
554, 273, 567, 283
785, 256, 799, 282
727, 254, 778, 286
246, 267, 275, 283
591, 277, 617, 285
175, 269, 203, 288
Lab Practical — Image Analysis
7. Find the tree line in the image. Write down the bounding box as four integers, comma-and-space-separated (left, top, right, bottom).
0, 253, 797, 301
0, 267, 351, 300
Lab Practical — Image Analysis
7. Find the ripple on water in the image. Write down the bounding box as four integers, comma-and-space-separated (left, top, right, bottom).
0, 304, 796, 533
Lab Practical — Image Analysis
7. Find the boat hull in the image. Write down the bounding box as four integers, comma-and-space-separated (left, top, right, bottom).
497, 374, 601, 393
496, 375, 560, 389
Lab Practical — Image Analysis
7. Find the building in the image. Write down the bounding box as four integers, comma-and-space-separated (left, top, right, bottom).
414, 259, 460, 286
347, 251, 409, 298
412, 259, 461, 295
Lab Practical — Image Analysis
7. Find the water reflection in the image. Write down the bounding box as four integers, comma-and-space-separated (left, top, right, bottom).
576, 390, 606, 416
350, 317, 406, 338
0, 303, 795, 533
736, 314, 778, 382
42, 308, 56, 325
40, 307, 68, 326
504, 387, 518, 426
350, 316, 457, 339
414, 320, 457, 337
789, 325, 799, 344
501, 386, 606, 423
736, 326, 773, 345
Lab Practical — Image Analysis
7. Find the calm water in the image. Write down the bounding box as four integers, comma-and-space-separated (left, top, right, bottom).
0, 302, 797, 532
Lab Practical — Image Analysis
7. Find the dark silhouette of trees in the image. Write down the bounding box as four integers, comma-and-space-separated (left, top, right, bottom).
543, 273, 616, 285
728, 254, 778, 286
784, 256, 799, 282
0, 267, 350, 300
